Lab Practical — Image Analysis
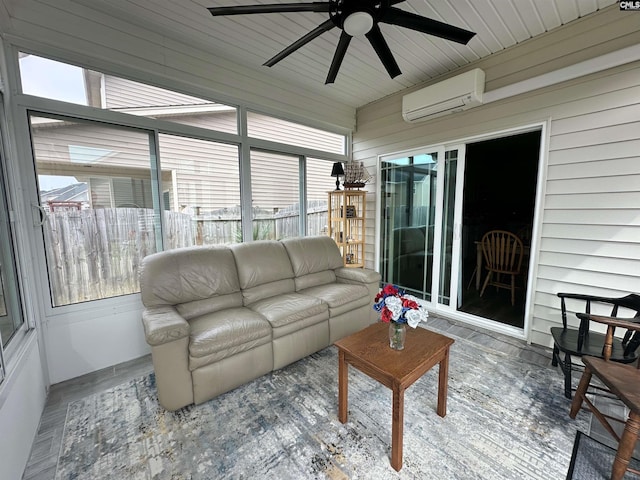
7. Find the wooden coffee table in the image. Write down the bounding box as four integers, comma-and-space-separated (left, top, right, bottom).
334, 322, 454, 471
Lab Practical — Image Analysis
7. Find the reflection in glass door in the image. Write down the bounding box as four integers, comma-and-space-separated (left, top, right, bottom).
380, 146, 464, 308
380, 151, 441, 302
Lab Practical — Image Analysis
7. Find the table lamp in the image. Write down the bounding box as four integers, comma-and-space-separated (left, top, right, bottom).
331, 162, 344, 190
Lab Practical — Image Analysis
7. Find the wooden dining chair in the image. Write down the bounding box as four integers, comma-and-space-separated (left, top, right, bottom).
479, 230, 523, 306
551, 293, 640, 399
570, 313, 640, 480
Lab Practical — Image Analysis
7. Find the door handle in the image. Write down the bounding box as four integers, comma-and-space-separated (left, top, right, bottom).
32, 203, 47, 227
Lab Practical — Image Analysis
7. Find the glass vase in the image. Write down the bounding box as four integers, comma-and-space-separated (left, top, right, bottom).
389, 322, 407, 350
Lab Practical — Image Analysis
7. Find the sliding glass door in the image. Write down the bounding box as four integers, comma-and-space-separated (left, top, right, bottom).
380, 130, 540, 330
379, 146, 464, 305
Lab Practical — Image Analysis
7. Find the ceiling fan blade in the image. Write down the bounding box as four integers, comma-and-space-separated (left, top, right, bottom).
381, 7, 475, 44
365, 24, 402, 79
208, 2, 330, 16
325, 31, 352, 84
264, 19, 335, 67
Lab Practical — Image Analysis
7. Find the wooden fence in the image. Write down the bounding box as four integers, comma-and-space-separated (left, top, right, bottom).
44, 206, 328, 306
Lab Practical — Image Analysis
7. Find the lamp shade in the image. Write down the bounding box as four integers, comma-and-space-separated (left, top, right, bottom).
331, 162, 344, 190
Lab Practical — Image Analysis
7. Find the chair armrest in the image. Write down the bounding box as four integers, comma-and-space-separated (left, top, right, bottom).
558, 292, 618, 303
335, 267, 381, 285
142, 306, 190, 346
576, 313, 640, 332
576, 313, 640, 360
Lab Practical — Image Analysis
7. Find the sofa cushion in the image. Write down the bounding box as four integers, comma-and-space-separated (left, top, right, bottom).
294, 270, 336, 291
177, 292, 245, 321
299, 283, 370, 317
140, 246, 243, 314
281, 236, 343, 281
248, 293, 328, 338
231, 241, 296, 304
188, 307, 271, 370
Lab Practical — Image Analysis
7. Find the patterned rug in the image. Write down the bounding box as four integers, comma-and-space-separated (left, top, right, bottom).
55, 333, 588, 479
567, 431, 640, 480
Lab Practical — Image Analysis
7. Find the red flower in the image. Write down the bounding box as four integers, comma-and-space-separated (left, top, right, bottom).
402, 298, 419, 309
383, 284, 398, 296
381, 307, 393, 323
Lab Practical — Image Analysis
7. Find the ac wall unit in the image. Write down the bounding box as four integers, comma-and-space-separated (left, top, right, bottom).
402, 68, 485, 123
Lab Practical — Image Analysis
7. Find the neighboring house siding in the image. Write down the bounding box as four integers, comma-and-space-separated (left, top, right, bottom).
105, 75, 212, 108
32, 121, 333, 212
353, 9, 640, 347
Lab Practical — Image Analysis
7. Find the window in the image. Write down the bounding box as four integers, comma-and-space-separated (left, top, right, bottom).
158, 134, 241, 246
19, 53, 238, 135
306, 158, 335, 236
30, 114, 161, 307
247, 111, 346, 155
19, 54, 349, 309
0, 95, 26, 354
250, 150, 301, 240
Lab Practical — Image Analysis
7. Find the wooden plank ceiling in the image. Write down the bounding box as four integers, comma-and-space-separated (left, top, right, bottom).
13, 0, 621, 108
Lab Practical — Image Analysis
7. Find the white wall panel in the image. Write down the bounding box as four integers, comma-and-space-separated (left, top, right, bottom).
354, 9, 640, 348
0, 338, 46, 480
546, 174, 640, 194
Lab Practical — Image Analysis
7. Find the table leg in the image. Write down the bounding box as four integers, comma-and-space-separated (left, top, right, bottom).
391, 384, 405, 471
338, 350, 348, 423
437, 348, 450, 417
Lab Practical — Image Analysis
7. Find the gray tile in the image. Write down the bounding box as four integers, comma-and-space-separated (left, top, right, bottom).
18, 321, 584, 479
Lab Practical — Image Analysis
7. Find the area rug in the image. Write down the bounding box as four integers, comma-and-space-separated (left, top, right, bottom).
55, 334, 589, 479
567, 431, 640, 480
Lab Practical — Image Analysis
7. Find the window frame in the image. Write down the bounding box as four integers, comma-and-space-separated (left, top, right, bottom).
10, 49, 350, 317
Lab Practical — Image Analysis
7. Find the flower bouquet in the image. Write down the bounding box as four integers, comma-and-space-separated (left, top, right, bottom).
373, 284, 429, 349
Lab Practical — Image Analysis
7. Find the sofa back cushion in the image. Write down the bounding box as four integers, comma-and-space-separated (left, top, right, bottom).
139, 246, 243, 319
230, 241, 295, 305
281, 236, 343, 290
394, 226, 426, 255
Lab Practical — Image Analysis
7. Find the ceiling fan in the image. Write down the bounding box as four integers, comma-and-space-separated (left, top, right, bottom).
207, 0, 476, 84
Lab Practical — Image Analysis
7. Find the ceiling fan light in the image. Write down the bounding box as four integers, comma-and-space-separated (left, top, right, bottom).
343, 11, 373, 37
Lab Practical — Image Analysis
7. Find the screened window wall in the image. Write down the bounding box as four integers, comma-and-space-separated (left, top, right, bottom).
21, 54, 348, 308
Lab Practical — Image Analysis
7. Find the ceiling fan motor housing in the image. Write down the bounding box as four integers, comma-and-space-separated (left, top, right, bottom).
329, 0, 384, 32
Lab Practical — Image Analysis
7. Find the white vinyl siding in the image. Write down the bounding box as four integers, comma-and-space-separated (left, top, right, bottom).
353, 9, 640, 347
105, 76, 213, 109
247, 112, 345, 155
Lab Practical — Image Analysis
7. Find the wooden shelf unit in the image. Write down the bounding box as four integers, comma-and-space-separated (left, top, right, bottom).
328, 189, 366, 268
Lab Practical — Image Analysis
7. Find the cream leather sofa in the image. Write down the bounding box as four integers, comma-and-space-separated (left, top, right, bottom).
140, 235, 381, 411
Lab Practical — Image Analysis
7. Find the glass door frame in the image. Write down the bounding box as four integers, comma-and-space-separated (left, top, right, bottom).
376, 124, 546, 340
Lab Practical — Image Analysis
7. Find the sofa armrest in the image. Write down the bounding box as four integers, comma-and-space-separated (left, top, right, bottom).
335, 267, 381, 285
142, 306, 190, 346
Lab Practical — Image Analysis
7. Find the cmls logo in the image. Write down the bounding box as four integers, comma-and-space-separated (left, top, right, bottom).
620, 1, 640, 10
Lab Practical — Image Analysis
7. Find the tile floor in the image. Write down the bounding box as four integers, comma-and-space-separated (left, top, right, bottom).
21, 316, 578, 479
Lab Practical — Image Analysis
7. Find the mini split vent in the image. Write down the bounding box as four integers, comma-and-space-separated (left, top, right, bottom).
402, 68, 485, 123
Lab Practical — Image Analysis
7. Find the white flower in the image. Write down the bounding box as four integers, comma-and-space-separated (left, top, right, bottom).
384, 296, 403, 321
405, 308, 429, 328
